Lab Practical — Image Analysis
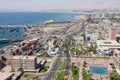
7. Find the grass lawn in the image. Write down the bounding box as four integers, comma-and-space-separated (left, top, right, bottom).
82, 68, 91, 80
41, 67, 49, 73
23, 74, 35, 78
71, 63, 79, 80
56, 59, 66, 80
70, 48, 75, 56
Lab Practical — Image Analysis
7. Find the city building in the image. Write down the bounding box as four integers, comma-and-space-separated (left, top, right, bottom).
11, 56, 37, 72
96, 40, 120, 55
92, 12, 107, 19
48, 41, 59, 55
109, 28, 116, 40
85, 29, 99, 42
73, 36, 84, 44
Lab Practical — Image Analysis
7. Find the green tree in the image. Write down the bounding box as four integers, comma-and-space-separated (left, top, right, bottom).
110, 70, 120, 80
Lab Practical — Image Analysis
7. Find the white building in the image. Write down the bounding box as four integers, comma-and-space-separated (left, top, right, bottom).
92, 12, 107, 19
97, 40, 120, 55
74, 36, 84, 44
85, 28, 99, 42
48, 41, 59, 55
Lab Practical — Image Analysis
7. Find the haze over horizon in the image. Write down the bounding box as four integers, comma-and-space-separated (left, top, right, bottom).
0, 0, 120, 12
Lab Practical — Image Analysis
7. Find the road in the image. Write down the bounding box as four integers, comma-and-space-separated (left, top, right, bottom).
63, 37, 71, 80
44, 46, 63, 80
62, 20, 88, 80
42, 22, 80, 80
42, 20, 88, 80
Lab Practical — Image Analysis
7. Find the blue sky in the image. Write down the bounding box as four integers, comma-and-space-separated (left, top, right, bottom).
0, 0, 120, 11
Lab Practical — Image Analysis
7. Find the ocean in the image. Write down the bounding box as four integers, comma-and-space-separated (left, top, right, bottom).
0, 12, 81, 25
0, 43, 10, 49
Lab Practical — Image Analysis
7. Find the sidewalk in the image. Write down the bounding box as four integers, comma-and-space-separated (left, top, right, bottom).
79, 61, 83, 80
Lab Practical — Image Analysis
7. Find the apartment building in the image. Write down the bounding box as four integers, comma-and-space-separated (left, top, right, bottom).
11, 56, 37, 72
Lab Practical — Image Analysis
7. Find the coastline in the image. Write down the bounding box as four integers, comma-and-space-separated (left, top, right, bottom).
0, 12, 84, 49
0, 12, 82, 25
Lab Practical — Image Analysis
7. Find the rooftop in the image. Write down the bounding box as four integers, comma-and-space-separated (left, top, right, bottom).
0, 72, 13, 80
12, 56, 37, 60
97, 40, 120, 46
1, 65, 11, 72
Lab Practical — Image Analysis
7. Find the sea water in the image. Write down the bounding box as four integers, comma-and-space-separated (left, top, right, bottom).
0, 12, 81, 25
